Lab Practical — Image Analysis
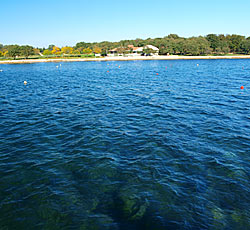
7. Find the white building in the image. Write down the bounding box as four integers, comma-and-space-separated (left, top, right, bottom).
107, 44, 159, 57
144, 45, 159, 55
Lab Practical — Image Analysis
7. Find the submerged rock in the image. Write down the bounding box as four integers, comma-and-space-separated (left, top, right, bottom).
115, 187, 148, 221
80, 214, 118, 230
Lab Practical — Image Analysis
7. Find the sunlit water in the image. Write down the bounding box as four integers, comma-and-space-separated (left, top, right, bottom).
0, 60, 249, 230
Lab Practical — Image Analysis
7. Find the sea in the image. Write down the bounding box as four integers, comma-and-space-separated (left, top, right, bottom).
0, 59, 249, 230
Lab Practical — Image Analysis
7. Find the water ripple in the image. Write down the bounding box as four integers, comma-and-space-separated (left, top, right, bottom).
0, 60, 249, 229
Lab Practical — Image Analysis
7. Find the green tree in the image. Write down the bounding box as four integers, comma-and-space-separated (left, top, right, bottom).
206, 34, 220, 52
183, 39, 199, 55
6, 45, 21, 59
48, 44, 55, 51
43, 49, 52, 55
240, 40, 250, 54
143, 48, 155, 56
20, 45, 34, 58
116, 47, 128, 56
33, 48, 40, 55
226, 34, 245, 53
167, 34, 180, 39
75, 42, 91, 50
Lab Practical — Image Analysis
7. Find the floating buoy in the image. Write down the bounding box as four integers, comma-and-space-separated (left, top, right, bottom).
107, 71, 109, 73
56, 66, 59, 68
60, 64, 62, 66
197, 64, 199, 66
240, 86, 244, 90
24, 81, 27, 85
156, 73, 159, 75
119, 66, 120, 68
0, 70, 3, 72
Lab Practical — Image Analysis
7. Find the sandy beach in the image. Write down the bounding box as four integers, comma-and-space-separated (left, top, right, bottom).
0, 55, 250, 64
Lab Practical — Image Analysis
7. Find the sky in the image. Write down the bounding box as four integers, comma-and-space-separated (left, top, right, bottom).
1, 0, 250, 48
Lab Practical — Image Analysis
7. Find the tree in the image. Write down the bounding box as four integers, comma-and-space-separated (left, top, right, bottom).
33, 48, 40, 55
6, 45, 21, 59
167, 34, 180, 39
43, 49, 52, 55
82, 47, 92, 54
240, 40, 250, 54
72, 49, 80, 54
0, 51, 3, 57
51, 46, 61, 55
75, 42, 91, 49
143, 48, 155, 56
116, 47, 128, 56
226, 34, 245, 53
20, 45, 34, 58
93, 46, 102, 54
61, 46, 73, 54
3, 50, 8, 57
206, 34, 220, 52
195, 36, 212, 55
182, 39, 199, 55
48, 44, 55, 51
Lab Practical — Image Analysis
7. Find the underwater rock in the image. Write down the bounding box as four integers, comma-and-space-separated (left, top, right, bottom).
80, 214, 118, 230
230, 210, 250, 229
209, 207, 227, 230
116, 188, 148, 221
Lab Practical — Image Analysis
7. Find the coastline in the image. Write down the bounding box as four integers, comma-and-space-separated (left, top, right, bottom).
1, 55, 250, 64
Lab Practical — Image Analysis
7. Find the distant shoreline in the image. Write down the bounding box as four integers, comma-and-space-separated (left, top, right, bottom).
1, 55, 250, 64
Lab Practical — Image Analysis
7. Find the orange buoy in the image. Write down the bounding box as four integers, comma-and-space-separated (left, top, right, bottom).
156, 73, 159, 75
240, 86, 244, 90
107, 71, 109, 73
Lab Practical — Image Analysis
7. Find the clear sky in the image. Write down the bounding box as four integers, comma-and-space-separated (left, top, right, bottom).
1, 0, 250, 48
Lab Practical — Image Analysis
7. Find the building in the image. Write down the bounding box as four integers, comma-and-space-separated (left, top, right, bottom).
143, 45, 159, 56
107, 45, 159, 57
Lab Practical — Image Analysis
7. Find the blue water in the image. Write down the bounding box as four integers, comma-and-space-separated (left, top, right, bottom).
0, 60, 249, 230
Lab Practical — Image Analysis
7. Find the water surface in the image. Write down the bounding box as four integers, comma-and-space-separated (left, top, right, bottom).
0, 60, 249, 229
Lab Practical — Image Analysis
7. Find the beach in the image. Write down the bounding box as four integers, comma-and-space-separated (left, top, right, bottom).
1, 55, 250, 64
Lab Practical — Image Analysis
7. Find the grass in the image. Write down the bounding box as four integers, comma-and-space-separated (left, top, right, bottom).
0, 54, 98, 61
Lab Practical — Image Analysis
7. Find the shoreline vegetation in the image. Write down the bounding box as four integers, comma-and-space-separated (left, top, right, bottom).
1, 34, 250, 63
1, 55, 250, 64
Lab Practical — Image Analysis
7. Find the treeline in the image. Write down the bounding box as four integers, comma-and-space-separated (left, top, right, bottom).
0, 45, 41, 59
75, 34, 250, 56
1, 34, 250, 59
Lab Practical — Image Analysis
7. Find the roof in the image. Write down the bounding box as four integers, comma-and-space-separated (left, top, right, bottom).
133, 47, 143, 52
127, 45, 142, 51
109, 44, 159, 53
144, 45, 159, 51
110, 48, 118, 52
